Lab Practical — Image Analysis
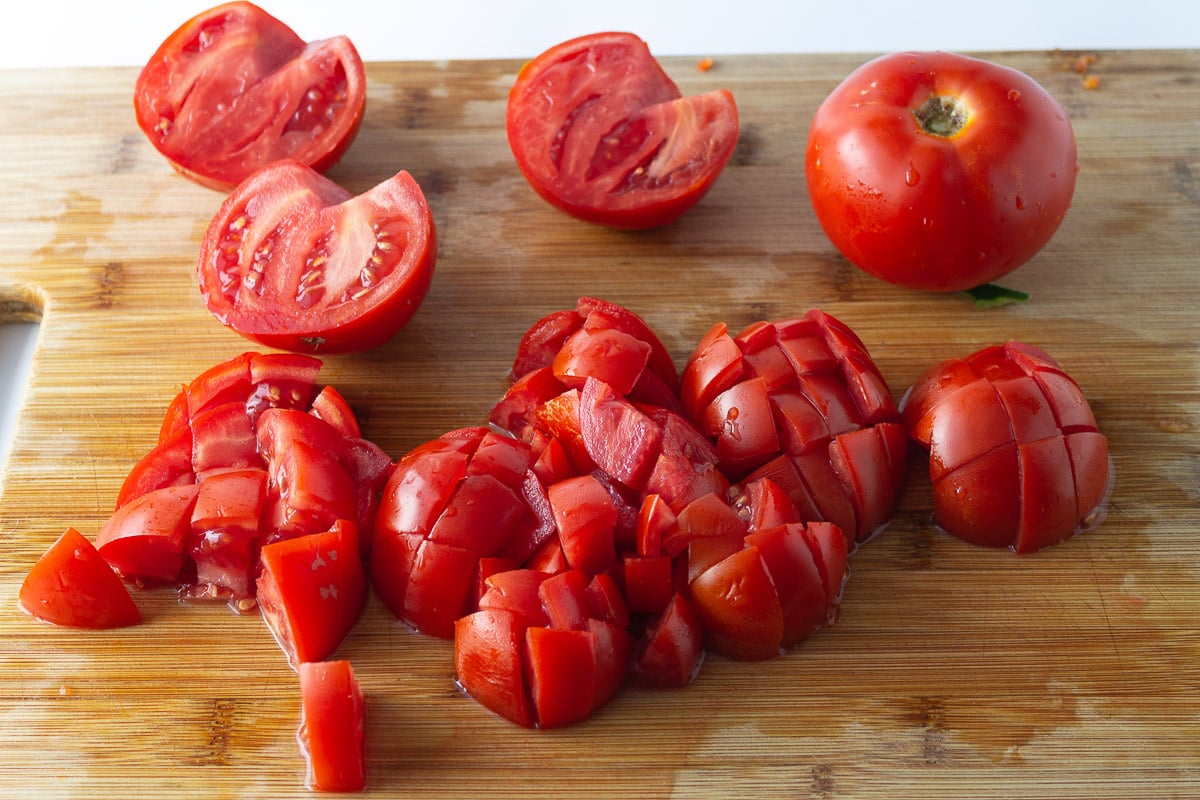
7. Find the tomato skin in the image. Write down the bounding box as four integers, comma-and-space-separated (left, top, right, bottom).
134, 1, 366, 190
805, 51, 1078, 292
196, 159, 437, 354
297, 660, 366, 793
506, 32, 739, 229
900, 342, 1111, 552
19, 528, 142, 629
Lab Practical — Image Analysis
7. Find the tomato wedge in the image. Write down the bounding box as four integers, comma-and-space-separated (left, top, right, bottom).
298, 660, 367, 792
19, 528, 141, 629
506, 32, 739, 228
197, 159, 437, 354
134, 1, 366, 190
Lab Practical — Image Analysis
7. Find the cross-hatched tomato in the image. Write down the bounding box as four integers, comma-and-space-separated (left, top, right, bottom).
370, 428, 541, 638
196, 159, 436, 354
680, 310, 907, 545
900, 341, 1111, 553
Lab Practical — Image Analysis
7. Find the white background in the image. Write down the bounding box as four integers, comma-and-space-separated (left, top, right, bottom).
2, 0, 1197, 69
1, 0, 1196, 468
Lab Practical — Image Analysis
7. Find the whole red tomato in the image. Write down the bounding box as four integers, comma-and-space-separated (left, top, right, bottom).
805, 51, 1078, 292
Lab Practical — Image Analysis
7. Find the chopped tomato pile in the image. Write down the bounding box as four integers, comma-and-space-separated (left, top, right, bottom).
369, 297, 904, 726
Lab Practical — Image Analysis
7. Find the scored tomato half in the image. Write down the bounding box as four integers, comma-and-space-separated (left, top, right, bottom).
370, 428, 543, 638
298, 660, 367, 792
455, 567, 632, 728
134, 1, 366, 190
506, 32, 739, 228
900, 341, 1111, 553
19, 528, 142, 629
805, 51, 1078, 292
196, 159, 437, 354
680, 310, 908, 545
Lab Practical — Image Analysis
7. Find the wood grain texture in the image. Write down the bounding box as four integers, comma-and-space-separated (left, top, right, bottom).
1, 49, 1197, 799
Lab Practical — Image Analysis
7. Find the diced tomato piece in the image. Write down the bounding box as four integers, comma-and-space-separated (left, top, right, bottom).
19, 528, 141, 629
298, 660, 366, 792
632, 592, 705, 688
97, 483, 199, 585
256, 520, 366, 666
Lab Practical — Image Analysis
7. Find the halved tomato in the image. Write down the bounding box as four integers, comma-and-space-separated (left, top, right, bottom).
134, 1, 366, 190
507, 32, 739, 228
196, 160, 436, 354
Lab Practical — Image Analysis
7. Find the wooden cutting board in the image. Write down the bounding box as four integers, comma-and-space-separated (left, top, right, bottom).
1, 49, 1197, 799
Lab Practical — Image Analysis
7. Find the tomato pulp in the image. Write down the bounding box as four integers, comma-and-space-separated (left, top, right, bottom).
805, 51, 1078, 292
134, 1, 366, 190
507, 32, 739, 229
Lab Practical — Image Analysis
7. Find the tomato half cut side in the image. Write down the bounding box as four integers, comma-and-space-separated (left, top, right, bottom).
197, 159, 437, 354
134, 1, 366, 190
19, 528, 142, 629
507, 32, 739, 229
298, 660, 366, 792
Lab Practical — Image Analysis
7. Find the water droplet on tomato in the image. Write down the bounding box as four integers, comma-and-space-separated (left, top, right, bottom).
905, 162, 921, 187
1015, 195, 1027, 211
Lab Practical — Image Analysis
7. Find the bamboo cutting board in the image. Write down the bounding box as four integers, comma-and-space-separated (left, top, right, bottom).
1, 49, 1197, 799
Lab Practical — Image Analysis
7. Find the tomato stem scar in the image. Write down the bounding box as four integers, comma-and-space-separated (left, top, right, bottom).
913, 95, 970, 137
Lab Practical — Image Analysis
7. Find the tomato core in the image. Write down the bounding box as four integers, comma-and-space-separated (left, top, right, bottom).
913, 95, 970, 138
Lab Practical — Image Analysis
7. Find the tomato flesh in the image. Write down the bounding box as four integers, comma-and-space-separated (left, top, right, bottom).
507, 32, 739, 229
901, 342, 1111, 552
197, 159, 437, 354
134, 1, 366, 190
